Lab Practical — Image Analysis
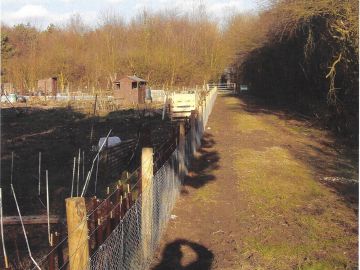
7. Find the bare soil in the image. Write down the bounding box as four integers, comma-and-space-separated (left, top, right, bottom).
151, 94, 358, 270
1, 103, 172, 215
0, 103, 174, 268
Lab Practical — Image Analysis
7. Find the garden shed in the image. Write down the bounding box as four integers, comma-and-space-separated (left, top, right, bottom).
37, 77, 57, 96
113, 75, 147, 104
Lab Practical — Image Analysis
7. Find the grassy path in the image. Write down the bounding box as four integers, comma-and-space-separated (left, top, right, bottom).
151, 94, 358, 270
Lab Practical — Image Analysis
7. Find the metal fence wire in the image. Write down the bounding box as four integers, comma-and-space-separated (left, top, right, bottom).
88, 150, 181, 270
86, 87, 217, 270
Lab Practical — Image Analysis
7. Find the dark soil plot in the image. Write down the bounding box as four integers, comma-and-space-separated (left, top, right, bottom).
0, 103, 177, 269
0, 105, 174, 215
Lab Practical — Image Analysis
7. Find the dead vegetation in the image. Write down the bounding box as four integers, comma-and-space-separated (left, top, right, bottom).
1, 7, 228, 91
226, 0, 359, 142
2, 1, 357, 140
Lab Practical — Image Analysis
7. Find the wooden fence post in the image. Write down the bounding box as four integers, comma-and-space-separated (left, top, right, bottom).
54, 231, 64, 268
105, 198, 112, 238
190, 110, 197, 154
90, 197, 98, 250
48, 233, 55, 270
115, 185, 122, 224
96, 218, 103, 248
197, 103, 203, 137
65, 197, 90, 270
141, 147, 153, 262
179, 122, 185, 180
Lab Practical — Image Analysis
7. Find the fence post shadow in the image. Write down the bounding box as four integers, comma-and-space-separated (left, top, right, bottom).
152, 239, 214, 270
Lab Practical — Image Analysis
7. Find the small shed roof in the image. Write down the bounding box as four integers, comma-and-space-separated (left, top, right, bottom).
126, 75, 147, 82
38, 77, 57, 81
114, 75, 147, 83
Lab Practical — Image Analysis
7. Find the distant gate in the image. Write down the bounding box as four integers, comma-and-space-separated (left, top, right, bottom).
207, 83, 236, 94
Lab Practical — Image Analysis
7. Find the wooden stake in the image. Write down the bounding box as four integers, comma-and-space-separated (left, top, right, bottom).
77, 149, 81, 196
121, 196, 127, 217
115, 186, 121, 223
125, 183, 132, 208
96, 218, 103, 247
179, 122, 185, 179
0, 188, 9, 269
38, 152, 41, 195
198, 104, 204, 136
119, 196, 124, 218
10, 152, 14, 186
190, 110, 197, 154
141, 147, 153, 261
91, 198, 100, 249
54, 231, 64, 267
105, 199, 111, 237
48, 233, 55, 270
90, 94, 98, 143
71, 157, 76, 197
65, 197, 89, 270
90, 197, 97, 250
4, 256, 9, 269
82, 151, 85, 185
127, 191, 133, 207
125, 193, 130, 210
109, 202, 116, 230
46, 170, 50, 245
94, 156, 100, 195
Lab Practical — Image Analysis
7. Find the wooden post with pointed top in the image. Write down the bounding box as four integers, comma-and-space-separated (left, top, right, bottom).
65, 197, 89, 270
141, 146, 153, 262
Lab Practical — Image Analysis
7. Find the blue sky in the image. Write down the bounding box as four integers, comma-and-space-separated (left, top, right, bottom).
1, 0, 258, 29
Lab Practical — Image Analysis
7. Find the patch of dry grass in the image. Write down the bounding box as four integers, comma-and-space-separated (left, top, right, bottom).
232, 113, 277, 135
191, 183, 219, 204
233, 145, 357, 269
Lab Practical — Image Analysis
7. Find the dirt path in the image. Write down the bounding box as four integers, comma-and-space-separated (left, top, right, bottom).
150, 94, 358, 270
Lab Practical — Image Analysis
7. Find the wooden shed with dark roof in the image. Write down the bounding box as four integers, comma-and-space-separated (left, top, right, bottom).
113, 75, 147, 104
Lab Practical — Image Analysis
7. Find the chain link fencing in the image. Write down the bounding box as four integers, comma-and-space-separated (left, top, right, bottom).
86, 86, 217, 270
29, 86, 217, 270
89, 149, 180, 270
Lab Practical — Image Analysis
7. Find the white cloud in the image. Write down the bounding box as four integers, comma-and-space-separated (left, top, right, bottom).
6, 4, 49, 20
208, 0, 254, 13
1, 4, 97, 28
1, 0, 258, 28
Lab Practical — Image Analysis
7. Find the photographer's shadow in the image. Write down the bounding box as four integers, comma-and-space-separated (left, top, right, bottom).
152, 239, 214, 270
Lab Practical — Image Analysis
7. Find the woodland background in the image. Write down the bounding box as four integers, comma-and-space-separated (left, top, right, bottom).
1, 0, 359, 140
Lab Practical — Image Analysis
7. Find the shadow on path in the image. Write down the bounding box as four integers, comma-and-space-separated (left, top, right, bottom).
182, 133, 220, 191
152, 239, 214, 270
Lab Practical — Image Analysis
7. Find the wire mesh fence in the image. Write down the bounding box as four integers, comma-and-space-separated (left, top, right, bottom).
85, 86, 217, 270
23, 86, 217, 270
88, 150, 180, 270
